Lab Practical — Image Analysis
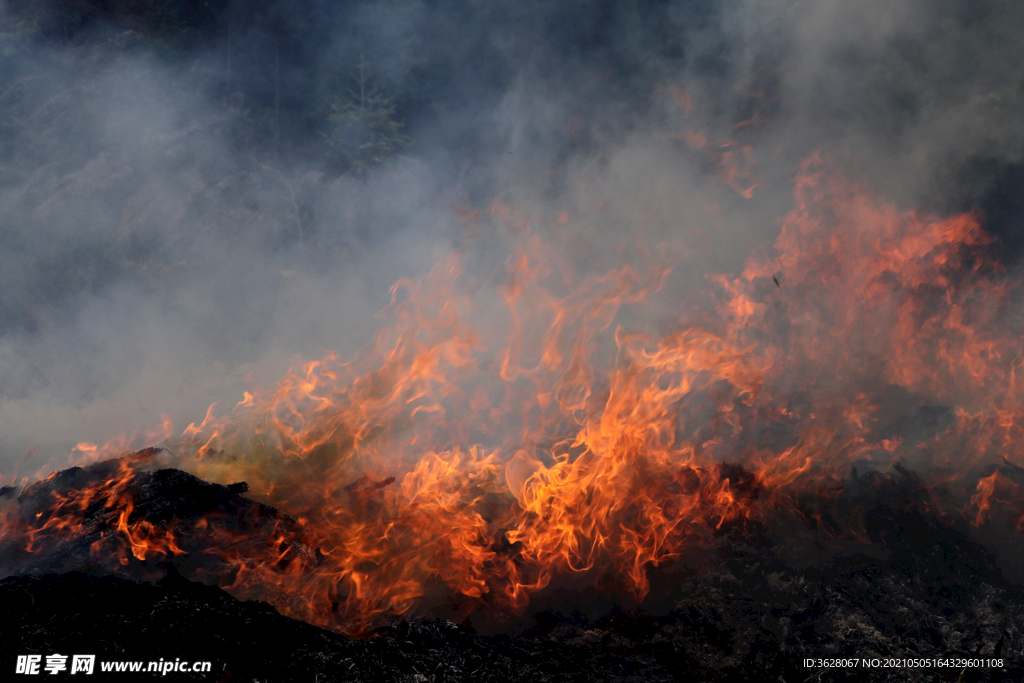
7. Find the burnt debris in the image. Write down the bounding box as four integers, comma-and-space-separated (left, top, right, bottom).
0, 455, 1021, 682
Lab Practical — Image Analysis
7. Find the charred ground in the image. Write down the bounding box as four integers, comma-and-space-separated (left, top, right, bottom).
0, 454, 1021, 682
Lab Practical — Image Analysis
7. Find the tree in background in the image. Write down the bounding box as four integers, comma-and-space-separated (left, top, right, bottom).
324, 56, 408, 176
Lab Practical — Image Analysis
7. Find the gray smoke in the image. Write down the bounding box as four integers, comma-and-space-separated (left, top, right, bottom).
0, 0, 1021, 481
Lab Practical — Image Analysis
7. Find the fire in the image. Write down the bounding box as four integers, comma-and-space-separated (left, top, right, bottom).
3, 451, 185, 569
2, 154, 1023, 635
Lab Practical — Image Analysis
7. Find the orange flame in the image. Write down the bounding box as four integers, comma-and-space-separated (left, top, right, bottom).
3, 154, 1023, 634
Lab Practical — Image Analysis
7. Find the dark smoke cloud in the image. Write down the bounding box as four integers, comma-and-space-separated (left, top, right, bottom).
0, 0, 1021, 477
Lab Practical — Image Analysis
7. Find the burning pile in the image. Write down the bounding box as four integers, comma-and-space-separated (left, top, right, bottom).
2, 156, 1023, 638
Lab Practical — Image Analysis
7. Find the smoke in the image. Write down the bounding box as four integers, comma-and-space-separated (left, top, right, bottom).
0, 0, 1022, 481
